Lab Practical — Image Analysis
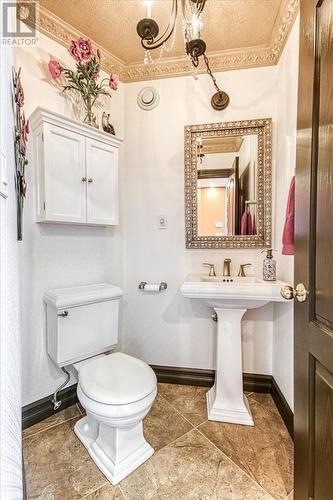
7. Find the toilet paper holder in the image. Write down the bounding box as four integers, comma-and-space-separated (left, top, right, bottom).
138, 281, 168, 291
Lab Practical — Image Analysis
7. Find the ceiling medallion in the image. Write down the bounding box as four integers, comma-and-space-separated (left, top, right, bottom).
136, 0, 229, 111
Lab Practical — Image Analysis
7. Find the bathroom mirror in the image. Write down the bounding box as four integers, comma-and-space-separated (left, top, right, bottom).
184, 118, 272, 248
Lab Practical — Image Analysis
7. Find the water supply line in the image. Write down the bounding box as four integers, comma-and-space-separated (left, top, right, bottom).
52, 366, 70, 410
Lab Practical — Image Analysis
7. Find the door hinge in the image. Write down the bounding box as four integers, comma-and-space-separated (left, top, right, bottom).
41, 133, 44, 142
43, 201, 46, 211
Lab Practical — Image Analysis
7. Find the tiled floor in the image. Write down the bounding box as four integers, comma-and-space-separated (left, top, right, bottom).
23, 384, 294, 499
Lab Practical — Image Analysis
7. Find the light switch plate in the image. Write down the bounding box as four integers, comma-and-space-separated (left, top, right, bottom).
158, 214, 167, 229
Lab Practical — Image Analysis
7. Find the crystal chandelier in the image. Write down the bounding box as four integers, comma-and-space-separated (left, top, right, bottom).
136, 0, 229, 110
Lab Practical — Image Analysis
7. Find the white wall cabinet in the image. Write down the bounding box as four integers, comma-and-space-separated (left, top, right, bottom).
30, 107, 122, 226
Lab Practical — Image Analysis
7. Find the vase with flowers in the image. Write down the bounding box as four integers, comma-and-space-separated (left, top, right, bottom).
48, 37, 119, 128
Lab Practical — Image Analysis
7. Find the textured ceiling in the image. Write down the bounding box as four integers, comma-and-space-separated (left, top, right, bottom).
32, 0, 299, 81
38, 0, 282, 64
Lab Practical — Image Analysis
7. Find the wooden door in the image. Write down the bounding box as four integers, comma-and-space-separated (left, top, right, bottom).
86, 138, 119, 225
295, 1, 333, 498
43, 123, 86, 223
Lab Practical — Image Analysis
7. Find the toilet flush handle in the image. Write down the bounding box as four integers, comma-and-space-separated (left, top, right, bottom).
57, 310, 68, 317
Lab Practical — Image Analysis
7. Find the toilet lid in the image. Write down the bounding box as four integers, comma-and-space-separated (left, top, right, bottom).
78, 352, 157, 405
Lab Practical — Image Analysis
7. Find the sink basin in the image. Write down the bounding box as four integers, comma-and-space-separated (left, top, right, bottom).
180, 273, 291, 426
181, 273, 289, 309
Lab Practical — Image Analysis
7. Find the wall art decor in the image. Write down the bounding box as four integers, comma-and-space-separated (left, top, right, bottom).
48, 37, 119, 128
13, 67, 29, 241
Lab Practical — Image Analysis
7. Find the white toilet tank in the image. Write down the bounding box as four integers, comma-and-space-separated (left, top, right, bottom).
44, 283, 123, 367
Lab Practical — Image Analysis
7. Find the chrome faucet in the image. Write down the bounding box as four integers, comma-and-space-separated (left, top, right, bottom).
238, 263, 252, 277
203, 263, 216, 277
223, 259, 231, 277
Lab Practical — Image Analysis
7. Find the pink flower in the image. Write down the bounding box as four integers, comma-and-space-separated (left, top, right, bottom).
92, 72, 99, 80
68, 40, 83, 62
109, 74, 119, 91
68, 37, 93, 62
20, 115, 29, 156
23, 119, 29, 143
48, 60, 62, 79
15, 74, 24, 107
76, 37, 92, 61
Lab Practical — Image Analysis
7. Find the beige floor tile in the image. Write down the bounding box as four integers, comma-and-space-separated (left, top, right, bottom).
23, 404, 81, 439
199, 399, 293, 499
83, 484, 124, 499
249, 393, 280, 416
120, 428, 272, 499
158, 383, 208, 426
144, 393, 193, 451
23, 417, 107, 499
77, 402, 86, 415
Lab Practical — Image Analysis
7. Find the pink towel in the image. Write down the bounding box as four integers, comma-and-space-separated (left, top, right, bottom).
247, 212, 253, 235
241, 211, 248, 235
252, 214, 256, 235
282, 176, 295, 255
241, 210, 253, 235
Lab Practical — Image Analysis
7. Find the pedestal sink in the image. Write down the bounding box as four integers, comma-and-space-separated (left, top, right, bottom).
180, 274, 290, 426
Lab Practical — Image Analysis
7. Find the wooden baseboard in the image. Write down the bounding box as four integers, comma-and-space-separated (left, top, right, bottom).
151, 365, 272, 393
150, 365, 214, 387
151, 365, 293, 438
271, 376, 294, 437
22, 366, 293, 439
22, 384, 78, 430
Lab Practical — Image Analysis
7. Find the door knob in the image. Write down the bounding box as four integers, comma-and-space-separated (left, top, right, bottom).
280, 283, 308, 303
87, 177, 93, 183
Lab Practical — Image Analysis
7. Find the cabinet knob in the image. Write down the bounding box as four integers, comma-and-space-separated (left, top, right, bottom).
88, 177, 93, 183
81, 177, 87, 182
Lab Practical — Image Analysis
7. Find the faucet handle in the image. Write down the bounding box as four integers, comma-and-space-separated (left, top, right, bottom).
203, 263, 216, 277
238, 263, 252, 277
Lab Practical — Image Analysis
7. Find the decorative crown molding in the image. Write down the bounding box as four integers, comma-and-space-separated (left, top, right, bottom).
21, 0, 299, 83
23, 4, 125, 77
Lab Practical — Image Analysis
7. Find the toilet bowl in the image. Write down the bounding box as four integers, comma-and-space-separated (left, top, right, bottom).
44, 283, 157, 485
74, 352, 157, 485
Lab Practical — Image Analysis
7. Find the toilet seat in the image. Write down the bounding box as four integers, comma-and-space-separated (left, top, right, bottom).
78, 352, 157, 405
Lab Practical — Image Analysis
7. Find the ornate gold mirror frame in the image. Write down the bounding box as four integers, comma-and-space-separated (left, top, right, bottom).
184, 118, 272, 249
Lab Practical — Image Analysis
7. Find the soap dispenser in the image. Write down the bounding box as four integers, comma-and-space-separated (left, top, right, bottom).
262, 249, 276, 281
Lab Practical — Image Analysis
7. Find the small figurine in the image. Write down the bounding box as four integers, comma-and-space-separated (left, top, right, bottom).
102, 112, 115, 135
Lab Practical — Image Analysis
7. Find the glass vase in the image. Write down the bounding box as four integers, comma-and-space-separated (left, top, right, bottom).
83, 96, 99, 129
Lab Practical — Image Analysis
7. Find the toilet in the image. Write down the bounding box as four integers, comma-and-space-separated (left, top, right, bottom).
44, 283, 157, 485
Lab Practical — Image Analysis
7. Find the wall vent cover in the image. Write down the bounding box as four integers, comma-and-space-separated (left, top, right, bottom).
137, 87, 159, 111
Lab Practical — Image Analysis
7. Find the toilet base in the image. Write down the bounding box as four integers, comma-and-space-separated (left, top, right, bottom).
74, 416, 154, 484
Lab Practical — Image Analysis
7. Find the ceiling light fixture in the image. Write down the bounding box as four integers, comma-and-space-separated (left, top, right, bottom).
136, 0, 229, 110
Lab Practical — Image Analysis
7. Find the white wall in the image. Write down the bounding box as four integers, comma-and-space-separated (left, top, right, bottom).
122, 66, 280, 375
272, 16, 299, 410
0, 7, 23, 497
122, 20, 299, 409
17, 32, 125, 406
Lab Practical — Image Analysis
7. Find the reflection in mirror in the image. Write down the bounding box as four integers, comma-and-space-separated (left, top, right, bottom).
196, 135, 258, 237
184, 118, 272, 249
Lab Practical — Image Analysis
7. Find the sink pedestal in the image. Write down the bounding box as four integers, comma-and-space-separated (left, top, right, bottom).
206, 308, 254, 426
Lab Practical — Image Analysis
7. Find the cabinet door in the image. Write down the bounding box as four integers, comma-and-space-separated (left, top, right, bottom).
43, 123, 86, 223
86, 138, 118, 225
